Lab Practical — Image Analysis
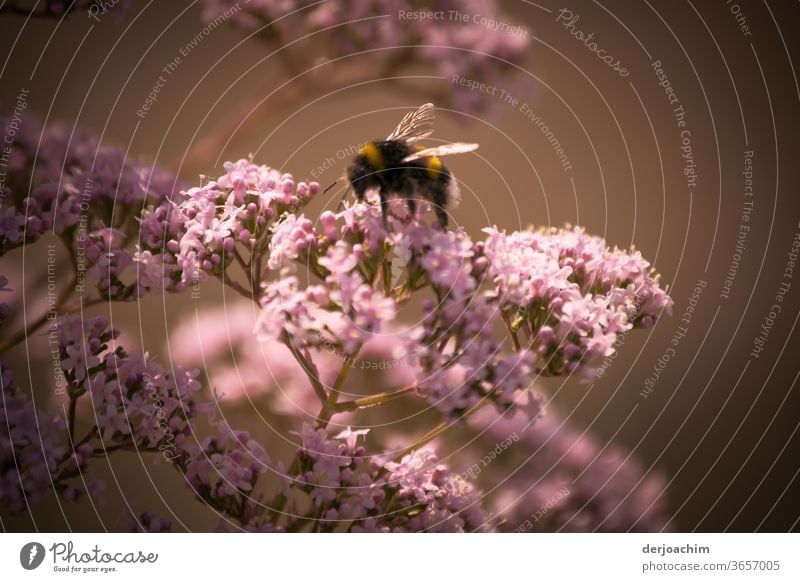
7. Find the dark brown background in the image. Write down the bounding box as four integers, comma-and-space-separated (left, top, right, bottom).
1, 0, 799, 532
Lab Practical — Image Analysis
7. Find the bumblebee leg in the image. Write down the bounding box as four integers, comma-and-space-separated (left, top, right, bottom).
352, 181, 367, 202
406, 197, 418, 221
430, 181, 449, 228
346, 179, 371, 212
434, 207, 448, 228
401, 181, 417, 221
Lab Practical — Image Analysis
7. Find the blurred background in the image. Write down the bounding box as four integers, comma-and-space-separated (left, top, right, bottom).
1, 0, 799, 532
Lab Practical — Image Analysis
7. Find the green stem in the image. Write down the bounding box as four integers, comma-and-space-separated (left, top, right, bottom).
381, 244, 392, 296
331, 384, 417, 412
315, 349, 358, 428
393, 399, 491, 462
501, 310, 522, 351
254, 246, 264, 293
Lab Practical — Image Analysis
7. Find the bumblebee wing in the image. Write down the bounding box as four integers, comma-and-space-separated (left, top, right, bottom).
401, 143, 479, 162
448, 172, 462, 208
386, 103, 436, 143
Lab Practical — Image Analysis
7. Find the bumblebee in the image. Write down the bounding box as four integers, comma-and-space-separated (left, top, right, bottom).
346, 103, 478, 228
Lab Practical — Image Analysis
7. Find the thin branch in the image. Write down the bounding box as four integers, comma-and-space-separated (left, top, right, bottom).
393, 399, 492, 462
233, 247, 249, 272
269, 347, 359, 522
281, 333, 327, 404
57, 426, 97, 466
331, 384, 418, 412
315, 349, 358, 428
174, 81, 306, 174
254, 246, 264, 292
501, 311, 522, 351
67, 395, 77, 442
174, 57, 420, 174
222, 271, 254, 301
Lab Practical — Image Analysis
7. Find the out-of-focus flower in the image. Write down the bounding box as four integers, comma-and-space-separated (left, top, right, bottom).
200, 0, 531, 114
169, 302, 416, 419
0, 113, 183, 300
255, 270, 396, 356
472, 407, 670, 532
0, 357, 69, 512
170, 301, 340, 415
154, 160, 320, 296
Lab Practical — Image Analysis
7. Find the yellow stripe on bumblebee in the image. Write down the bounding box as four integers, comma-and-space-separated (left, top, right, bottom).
426, 156, 442, 178
361, 142, 385, 170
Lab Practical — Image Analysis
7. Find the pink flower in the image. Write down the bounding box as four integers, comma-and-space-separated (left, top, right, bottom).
483, 227, 573, 306
419, 229, 476, 300
268, 214, 318, 273
318, 240, 360, 277
367, 448, 491, 532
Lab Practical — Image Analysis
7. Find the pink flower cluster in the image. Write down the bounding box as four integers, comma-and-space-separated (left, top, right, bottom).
2, 126, 674, 531
0, 113, 180, 299
158, 160, 320, 293
200, 0, 530, 113
293, 424, 383, 526
408, 228, 542, 418
242, 174, 669, 421
290, 425, 488, 532
368, 448, 490, 532
256, 274, 395, 356
179, 421, 275, 529
54, 315, 284, 530
483, 226, 673, 377
2, 313, 282, 530
56, 315, 203, 454
1, 313, 216, 513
